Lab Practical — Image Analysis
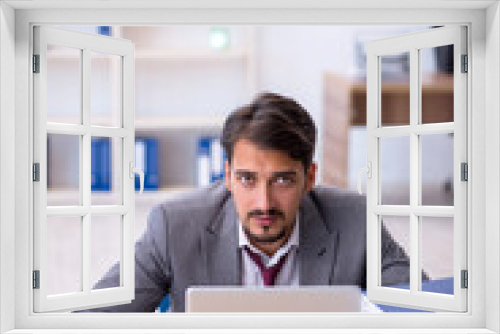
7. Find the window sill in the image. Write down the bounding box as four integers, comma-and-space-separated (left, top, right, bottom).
4, 329, 497, 334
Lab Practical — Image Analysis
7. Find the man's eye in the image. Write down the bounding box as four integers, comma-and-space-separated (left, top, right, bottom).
275, 176, 293, 185
238, 175, 255, 185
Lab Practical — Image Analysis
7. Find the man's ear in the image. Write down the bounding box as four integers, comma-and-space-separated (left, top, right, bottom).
305, 162, 317, 192
224, 160, 232, 191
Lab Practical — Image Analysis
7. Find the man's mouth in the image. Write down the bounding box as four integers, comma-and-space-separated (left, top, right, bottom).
254, 215, 275, 227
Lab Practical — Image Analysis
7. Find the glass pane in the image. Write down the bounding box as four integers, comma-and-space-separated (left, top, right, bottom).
421, 133, 454, 206
91, 137, 122, 205
381, 215, 410, 289
91, 215, 121, 289
421, 45, 454, 124
91, 52, 122, 127
380, 51, 410, 126
47, 216, 82, 295
47, 134, 80, 206
380, 136, 410, 205
47, 44, 81, 124
421, 217, 454, 295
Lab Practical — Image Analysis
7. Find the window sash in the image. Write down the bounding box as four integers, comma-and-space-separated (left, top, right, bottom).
8, 7, 490, 331
366, 26, 468, 312
33, 26, 135, 313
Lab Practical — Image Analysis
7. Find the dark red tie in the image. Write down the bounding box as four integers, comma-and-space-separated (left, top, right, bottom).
244, 246, 290, 286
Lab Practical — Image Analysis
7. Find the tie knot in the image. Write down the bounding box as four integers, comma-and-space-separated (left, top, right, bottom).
244, 246, 290, 286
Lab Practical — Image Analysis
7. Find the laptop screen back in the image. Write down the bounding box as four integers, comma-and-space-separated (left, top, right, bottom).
186, 286, 362, 312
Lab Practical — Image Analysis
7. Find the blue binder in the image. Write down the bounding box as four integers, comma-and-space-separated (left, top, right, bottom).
197, 136, 226, 187
135, 138, 159, 191
91, 137, 111, 191
98, 26, 112, 36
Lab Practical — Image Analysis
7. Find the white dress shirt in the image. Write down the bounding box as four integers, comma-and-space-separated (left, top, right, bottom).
236, 215, 382, 312
238, 215, 299, 286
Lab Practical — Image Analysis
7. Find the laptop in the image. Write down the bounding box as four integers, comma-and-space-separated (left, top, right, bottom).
185, 286, 362, 312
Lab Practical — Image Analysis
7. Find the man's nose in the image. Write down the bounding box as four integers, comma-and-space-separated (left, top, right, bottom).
255, 182, 274, 211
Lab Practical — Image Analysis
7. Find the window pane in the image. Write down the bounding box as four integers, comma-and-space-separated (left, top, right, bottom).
421, 217, 454, 295
91, 137, 122, 205
380, 136, 410, 205
47, 216, 82, 295
381, 215, 410, 290
47, 134, 80, 206
91, 52, 122, 127
421, 133, 454, 206
91, 215, 121, 289
47, 45, 81, 124
380, 52, 410, 127
420, 45, 454, 124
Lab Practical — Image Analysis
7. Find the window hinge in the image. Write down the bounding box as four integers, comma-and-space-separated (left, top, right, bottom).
461, 162, 468, 181
461, 54, 468, 73
461, 270, 468, 289
33, 54, 40, 73
33, 163, 40, 182
33, 270, 40, 289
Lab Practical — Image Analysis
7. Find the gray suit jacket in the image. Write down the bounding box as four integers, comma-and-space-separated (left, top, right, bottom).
88, 183, 410, 312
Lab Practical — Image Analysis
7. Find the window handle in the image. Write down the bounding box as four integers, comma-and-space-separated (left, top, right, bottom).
357, 161, 372, 195
129, 162, 144, 194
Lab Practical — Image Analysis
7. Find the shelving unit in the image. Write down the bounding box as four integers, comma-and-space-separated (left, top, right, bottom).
322, 72, 453, 188
47, 25, 258, 199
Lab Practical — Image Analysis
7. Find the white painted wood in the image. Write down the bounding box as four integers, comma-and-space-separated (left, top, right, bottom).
409, 47, 420, 295
2, 0, 496, 10
46, 123, 129, 137
0, 3, 17, 333
121, 40, 135, 301
372, 205, 454, 217
33, 26, 135, 312
372, 123, 454, 137
366, 26, 468, 312
1, 329, 498, 334
10, 7, 490, 332
485, 3, 500, 333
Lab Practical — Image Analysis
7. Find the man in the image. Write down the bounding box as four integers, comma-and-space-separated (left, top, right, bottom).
89, 92, 410, 312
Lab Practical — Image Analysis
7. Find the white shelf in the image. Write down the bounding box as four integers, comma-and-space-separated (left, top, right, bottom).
135, 115, 225, 130
135, 49, 247, 61
46, 116, 225, 130
47, 187, 197, 206
46, 49, 248, 61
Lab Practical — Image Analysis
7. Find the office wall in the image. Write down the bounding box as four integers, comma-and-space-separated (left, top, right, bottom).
255, 26, 454, 281
256, 25, 432, 182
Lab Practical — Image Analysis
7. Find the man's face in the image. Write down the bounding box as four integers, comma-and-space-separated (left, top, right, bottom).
225, 139, 316, 253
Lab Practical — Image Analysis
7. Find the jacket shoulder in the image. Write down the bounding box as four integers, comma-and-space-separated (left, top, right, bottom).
309, 185, 366, 209
151, 181, 231, 230
307, 186, 366, 231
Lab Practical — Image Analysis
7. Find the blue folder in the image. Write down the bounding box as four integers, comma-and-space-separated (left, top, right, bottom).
91, 137, 111, 191
135, 138, 159, 191
197, 136, 226, 187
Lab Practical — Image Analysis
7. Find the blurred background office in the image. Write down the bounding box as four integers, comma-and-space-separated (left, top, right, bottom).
45, 25, 454, 301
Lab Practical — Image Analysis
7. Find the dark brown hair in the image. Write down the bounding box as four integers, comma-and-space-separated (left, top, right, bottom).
221, 92, 317, 171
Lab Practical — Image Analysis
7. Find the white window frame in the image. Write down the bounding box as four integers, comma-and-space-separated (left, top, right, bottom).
32, 26, 136, 313
365, 26, 468, 312
1, 2, 498, 333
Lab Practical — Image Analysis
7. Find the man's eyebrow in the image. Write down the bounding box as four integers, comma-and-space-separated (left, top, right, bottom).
232, 169, 298, 177
271, 170, 298, 178
233, 169, 257, 175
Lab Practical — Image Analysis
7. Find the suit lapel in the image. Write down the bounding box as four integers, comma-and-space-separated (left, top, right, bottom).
201, 191, 339, 286
203, 196, 241, 286
299, 194, 339, 285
